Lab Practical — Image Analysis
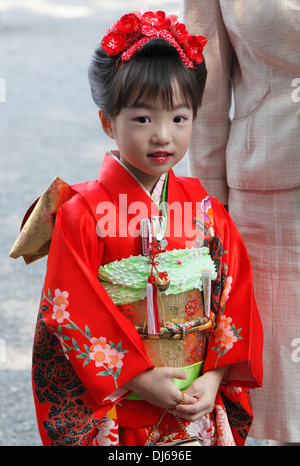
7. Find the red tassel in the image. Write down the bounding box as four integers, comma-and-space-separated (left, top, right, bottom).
147, 275, 160, 334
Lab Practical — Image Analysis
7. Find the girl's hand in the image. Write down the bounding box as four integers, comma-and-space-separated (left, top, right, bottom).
124, 367, 197, 410
169, 367, 226, 421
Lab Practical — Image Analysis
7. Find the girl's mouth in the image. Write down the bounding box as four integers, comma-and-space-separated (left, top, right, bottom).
147, 151, 172, 162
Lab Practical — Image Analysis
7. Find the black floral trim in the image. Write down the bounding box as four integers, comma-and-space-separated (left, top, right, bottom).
220, 392, 252, 441
192, 217, 227, 320
209, 234, 227, 318
32, 307, 99, 445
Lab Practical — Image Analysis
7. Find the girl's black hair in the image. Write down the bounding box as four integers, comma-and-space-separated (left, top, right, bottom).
88, 38, 207, 119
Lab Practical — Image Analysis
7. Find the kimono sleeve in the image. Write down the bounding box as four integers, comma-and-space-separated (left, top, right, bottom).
41, 193, 154, 405
203, 198, 263, 388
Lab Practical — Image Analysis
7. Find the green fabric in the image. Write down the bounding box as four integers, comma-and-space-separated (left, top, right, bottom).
98, 247, 216, 305
126, 360, 204, 400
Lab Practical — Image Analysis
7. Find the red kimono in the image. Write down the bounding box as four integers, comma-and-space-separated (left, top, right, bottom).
24, 153, 262, 446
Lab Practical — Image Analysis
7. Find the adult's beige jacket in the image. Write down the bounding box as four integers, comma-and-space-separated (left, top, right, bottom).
182, 0, 300, 205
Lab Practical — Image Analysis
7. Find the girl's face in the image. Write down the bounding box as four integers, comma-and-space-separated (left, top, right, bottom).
100, 83, 194, 192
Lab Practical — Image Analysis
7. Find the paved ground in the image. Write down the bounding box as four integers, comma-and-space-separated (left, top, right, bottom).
0, 0, 267, 446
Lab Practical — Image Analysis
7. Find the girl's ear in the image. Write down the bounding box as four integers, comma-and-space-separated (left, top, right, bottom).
99, 110, 114, 139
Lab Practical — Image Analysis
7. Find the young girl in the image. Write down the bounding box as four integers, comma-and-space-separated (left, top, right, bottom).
10, 10, 263, 446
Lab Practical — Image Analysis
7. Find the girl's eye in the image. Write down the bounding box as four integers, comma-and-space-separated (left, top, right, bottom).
173, 116, 187, 123
135, 116, 150, 124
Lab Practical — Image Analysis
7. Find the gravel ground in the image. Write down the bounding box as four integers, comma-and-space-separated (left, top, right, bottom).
0, 0, 267, 446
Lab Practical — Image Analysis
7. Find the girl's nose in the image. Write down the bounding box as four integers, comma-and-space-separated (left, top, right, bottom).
150, 123, 171, 145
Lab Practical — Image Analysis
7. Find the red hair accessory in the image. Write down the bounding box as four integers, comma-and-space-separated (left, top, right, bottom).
101, 11, 207, 68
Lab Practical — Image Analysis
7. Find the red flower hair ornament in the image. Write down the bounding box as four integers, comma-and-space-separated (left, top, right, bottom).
101, 10, 207, 68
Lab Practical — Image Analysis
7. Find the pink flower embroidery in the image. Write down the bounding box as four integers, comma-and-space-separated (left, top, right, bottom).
215, 405, 236, 446
220, 276, 233, 308
51, 289, 70, 323
53, 288, 69, 307
89, 337, 111, 367
93, 416, 119, 446
201, 196, 214, 224
89, 337, 125, 370
211, 274, 242, 366
214, 315, 238, 351
52, 304, 70, 323
106, 347, 125, 370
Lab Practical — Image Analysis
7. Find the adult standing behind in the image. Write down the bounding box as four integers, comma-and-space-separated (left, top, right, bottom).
182, 0, 300, 444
